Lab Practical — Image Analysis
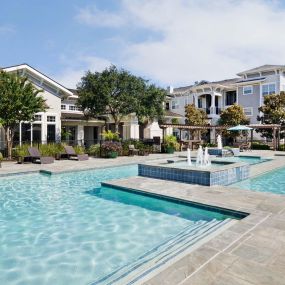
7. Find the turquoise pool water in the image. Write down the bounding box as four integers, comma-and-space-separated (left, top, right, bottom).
232, 166, 285, 195
0, 165, 236, 285
222, 156, 270, 165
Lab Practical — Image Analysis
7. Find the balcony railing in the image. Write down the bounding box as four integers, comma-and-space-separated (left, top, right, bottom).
198, 107, 222, 115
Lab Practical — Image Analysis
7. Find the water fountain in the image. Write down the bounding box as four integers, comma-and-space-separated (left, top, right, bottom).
217, 135, 223, 150
196, 145, 211, 167
203, 147, 211, 166
196, 145, 203, 166
187, 148, 192, 166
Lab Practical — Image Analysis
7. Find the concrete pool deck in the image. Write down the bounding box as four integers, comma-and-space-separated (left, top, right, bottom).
102, 152, 285, 285
1, 150, 285, 284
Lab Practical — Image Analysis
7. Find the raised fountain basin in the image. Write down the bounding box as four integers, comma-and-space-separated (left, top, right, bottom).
138, 159, 249, 186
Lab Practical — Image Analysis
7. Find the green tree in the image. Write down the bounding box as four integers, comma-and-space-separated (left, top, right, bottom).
0, 71, 46, 159
135, 83, 166, 125
185, 104, 208, 138
77, 65, 166, 132
218, 104, 249, 138
257, 92, 285, 138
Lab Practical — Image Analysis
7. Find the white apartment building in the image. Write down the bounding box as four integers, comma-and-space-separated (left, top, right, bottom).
0, 64, 152, 149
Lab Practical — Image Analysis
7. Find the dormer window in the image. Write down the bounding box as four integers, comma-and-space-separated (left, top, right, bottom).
243, 86, 253, 95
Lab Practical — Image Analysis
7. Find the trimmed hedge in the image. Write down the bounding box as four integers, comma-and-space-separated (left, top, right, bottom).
251, 142, 270, 150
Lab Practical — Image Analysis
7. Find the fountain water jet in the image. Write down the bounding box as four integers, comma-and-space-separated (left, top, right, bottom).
217, 135, 223, 150
196, 145, 211, 167
187, 148, 192, 166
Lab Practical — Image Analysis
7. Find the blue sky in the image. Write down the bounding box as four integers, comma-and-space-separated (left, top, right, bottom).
1, 0, 285, 88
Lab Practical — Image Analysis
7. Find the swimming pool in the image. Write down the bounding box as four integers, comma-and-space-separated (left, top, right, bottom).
232, 166, 285, 195
0, 165, 241, 284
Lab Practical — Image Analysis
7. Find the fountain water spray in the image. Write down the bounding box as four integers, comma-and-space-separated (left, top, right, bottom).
187, 148, 192, 166
217, 135, 223, 150
196, 145, 211, 167
203, 147, 211, 166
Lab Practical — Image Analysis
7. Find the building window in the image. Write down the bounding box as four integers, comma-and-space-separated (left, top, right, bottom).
198, 98, 202, 108
171, 100, 179, 110
243, 107, 253, 116
243, 86, 253, 95
61, 104, 66, 110
262, 83, 275, 96
47, 116, 56, 122
33, 115, 42, 121
225, 91, 236, 106
165, 102, 170, 110
69, 105, 80, 111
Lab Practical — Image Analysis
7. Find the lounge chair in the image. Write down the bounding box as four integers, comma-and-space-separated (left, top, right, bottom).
240, 142, 251, 152
128, 145, 139, 156
64, 146, 89, 161
28, 147, 54, 164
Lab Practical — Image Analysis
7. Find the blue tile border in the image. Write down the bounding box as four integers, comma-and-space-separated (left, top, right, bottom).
138, 163, 250, 186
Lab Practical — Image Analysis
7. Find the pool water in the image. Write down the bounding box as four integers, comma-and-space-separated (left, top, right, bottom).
222, 156, 270, 165
165, 160, 232, 169
0, 165, 235, 285
231, 166, 285, 195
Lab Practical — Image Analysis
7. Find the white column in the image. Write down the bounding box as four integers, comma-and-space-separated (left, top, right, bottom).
211, 93, 215, 114
77, 125, 84, 145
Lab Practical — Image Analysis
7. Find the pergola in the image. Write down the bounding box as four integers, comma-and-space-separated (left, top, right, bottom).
159, 123, 282, 151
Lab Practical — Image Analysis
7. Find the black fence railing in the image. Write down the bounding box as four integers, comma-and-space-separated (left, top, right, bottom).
0, 138, 163, 159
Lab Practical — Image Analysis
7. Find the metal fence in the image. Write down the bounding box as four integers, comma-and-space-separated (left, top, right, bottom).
0, 138, 163, 159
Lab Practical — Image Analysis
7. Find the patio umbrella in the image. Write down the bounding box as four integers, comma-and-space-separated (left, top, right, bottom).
227, 125, 252, 131
227, 125, 253, 145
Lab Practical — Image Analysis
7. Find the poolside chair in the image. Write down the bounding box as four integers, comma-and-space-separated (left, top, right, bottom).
128, 145, 139, 156
64, 145, 89, 161
240, 142, 251, 152
28, 147, 54, 164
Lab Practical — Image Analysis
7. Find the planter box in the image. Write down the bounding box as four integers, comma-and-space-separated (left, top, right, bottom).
105, 151, 118, 159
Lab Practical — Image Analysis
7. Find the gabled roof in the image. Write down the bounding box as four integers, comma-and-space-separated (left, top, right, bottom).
2, 63, 74, 97
237, 64, 285, 76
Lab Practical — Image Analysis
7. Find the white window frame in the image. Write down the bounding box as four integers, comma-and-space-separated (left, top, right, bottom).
243, 85, 253, 95
68, 105, 80, 111
243, 107, 253, 117
47, 115, 56, 123
261, 83, 276, 96
171, 100, 179, 110
61, 104, 66, 110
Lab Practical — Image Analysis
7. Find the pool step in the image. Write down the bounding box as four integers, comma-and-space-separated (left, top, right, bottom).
90, 218, 232, 285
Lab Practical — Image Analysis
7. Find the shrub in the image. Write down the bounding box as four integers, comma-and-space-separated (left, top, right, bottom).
13, 144, 29, 157
0, 152, 3, 161
101, 141, 122, 153
88, 144, 100, 156
251, 142, 270, 150
164, 135, 179, 150
39, 143, 64, 156
278, 144, 285, 151
73, 145, 85, 154
102, 130, 120, 141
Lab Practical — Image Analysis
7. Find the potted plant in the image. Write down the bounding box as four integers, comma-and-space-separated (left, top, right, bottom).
162, 135, 179, 154
101, 141, 122, 158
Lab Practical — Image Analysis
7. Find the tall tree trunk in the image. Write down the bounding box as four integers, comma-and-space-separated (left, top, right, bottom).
114, 122, 119, 133
5, 127, 13, 160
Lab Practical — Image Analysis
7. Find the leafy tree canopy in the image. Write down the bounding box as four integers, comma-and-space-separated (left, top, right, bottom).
77, 65, 166, 131
185, 103, 208, 126
257, 92, 285, 138
218, 104, 249, 138
0, 70, 46, 158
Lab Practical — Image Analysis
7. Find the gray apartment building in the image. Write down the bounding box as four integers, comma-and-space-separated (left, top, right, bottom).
168, 64, 285, 140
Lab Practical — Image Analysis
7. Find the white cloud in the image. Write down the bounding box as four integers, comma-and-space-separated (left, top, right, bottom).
0, 25, 15, 34
55, 55, 112, 88
76, 5, 126, 27
76, 0, 285, 87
